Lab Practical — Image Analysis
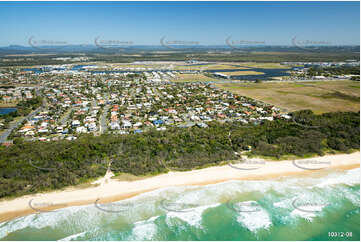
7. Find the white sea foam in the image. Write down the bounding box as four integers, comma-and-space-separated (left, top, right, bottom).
57, 231, 88, 241
316, 168, 360, 188
290, 204, 325, 222
165, 203, 219, 228
235, 201, 272, 232
127, 216, 160, 241
273, 199, 290, 209
343, 189, 360, 206
0, 204, 103, 239
0, 167, 359, 239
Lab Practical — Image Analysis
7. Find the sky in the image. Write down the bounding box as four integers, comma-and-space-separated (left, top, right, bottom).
0, 1, 359, 46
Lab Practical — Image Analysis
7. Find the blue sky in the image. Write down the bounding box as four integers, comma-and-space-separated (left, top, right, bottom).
0, 1, 359, 46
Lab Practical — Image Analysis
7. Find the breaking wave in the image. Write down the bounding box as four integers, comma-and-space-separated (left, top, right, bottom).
0, 168, 359, 240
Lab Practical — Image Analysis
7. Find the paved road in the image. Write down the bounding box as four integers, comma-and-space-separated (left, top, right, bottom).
59, 107, 73, 126
0, 87, 44, 143
100, 104, 110, 134
0, 106, 42, 143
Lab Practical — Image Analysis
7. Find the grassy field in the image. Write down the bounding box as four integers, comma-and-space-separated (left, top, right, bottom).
217, 70, 264, 76
171, 73, 219, 82
111, 63, 166, 69
235, 62, 291, 69
0, 103, 18, 108
216, 80, 360, 114
173, 64, 249, 71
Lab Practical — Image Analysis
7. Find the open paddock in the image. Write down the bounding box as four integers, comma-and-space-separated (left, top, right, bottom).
216, 80, 360, 114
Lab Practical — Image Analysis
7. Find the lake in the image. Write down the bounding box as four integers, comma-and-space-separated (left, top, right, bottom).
0, 108, 17, 115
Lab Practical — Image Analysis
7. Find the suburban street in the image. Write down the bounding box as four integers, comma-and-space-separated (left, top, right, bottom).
100, 104, 110, 134
0, 87, 44, 143
59, 107, 73, 126
0, 106, 42, 143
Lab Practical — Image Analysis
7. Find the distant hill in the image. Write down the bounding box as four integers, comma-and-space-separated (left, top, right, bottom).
0, 45, 359, 55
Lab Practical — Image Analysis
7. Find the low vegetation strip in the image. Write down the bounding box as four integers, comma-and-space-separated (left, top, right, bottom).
217, 71, 265, 76
0, 111, 359, 199
321, 91, 360, 102
171, 73, 218, 82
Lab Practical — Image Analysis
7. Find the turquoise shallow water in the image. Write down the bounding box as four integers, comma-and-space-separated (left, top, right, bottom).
0, 168, 359, 241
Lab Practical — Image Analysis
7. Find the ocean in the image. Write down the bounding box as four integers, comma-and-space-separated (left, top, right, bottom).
0, 168, 359, 241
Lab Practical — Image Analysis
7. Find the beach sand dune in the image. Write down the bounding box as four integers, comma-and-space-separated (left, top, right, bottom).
0, 152, 359, 223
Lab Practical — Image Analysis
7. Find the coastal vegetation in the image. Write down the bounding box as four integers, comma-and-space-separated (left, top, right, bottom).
308, 66, 360, 77
0, 110, 359, 199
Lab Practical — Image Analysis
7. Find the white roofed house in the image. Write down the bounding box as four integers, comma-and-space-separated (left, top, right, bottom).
259, 116, 274, 121
191, 115, 200, 121
87, 122, 97, 132
281, 114, 292, 120
110, 121, 120, 130
38, 128, 49, 134
56, 126, 64, 133
133, 122, 142, 128
40, 122, 48, 128
72, 120, 81, 127
121, 120, 132, 129
76, 126, 87, 133
25, 130, 35, 136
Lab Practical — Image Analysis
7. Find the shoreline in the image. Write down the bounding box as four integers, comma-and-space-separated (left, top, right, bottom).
0, 152, 359, 223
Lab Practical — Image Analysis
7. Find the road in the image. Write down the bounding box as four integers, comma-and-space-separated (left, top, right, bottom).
100, 104, 110, 134
59, 107, 73, 126
99, 94, 110, 134
0, 87, 44, 143
0, 106, 42, 143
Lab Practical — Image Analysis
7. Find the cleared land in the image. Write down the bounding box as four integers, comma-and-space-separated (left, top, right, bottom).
173, 62, 290, 70
236, 62, 291, 69
0, 103, 17, 108
173, 64, 250, 71
217, 71, 264, 76
171, 73, 219, 82
216, 80, 360, 114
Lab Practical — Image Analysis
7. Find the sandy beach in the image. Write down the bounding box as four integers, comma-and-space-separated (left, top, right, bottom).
0, 152, 359, 223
